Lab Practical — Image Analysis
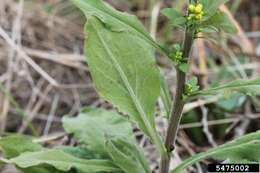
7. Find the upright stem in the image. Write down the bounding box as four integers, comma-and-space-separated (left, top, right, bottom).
160, 28, 194, 173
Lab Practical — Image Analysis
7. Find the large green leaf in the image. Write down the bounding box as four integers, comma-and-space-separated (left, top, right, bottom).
21, 166, 66, 173
85, 17, 165, 154
0, 135, 66, 173
71, 0, 161, 51
1, 149, 121, 173
0, 135, 42, 159
106, 136, 151, 173
63, 107, 134, 156
192, 78, 260, 98
171, 131, 260, 173
63, 108, 151, 173
59, 146, 100, 160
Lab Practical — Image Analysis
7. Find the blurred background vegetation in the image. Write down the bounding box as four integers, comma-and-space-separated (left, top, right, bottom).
0, 0, 260, 172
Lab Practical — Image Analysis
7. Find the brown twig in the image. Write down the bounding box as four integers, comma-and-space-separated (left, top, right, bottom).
0, 26, 59, 86
0, 0, 24, 132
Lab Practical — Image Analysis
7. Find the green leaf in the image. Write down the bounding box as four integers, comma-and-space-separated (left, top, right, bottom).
179, 63, 189, 73
106, 136, 151, 173
0, 135, 42, 159
161, 8, 186, 27
192, 78, 260, 97
21, 166, 66, 173
187, 77, 199, 92
171, 131, 260, 173
201, 11, 237, 33
71, 0, 161, 52
0, 136, 65, 173
59, 146, 100, 160
1, 149, 121, 173
85, 17, 165, 154
216, 93, 246, 111
187, 77, 198, 86
160, 75, 173, 119
63, 107, 134, 157
200, 0, 229, 19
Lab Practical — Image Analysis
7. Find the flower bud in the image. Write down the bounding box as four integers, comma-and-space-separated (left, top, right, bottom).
194, 4, 203, 14
188, 4, 195, 13
184, 84, 193, 96
195, 14, 202, 20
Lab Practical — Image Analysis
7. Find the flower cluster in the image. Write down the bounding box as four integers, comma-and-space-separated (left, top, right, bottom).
184, 83, 193, 96
187, 3, 204, 21
174, 51, 184, 64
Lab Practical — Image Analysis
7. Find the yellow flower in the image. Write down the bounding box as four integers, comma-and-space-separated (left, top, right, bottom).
187, 3, 203, 21
188, 4, 195, 13
195, 14, 202, 20
194, 4, 203, 14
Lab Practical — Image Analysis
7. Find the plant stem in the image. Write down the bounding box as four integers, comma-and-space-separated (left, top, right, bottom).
160, 28, 194, 173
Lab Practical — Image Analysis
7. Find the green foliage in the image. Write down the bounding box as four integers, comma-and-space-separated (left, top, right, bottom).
162, 0, 236, 35
0, 135, 42, 159
0, 107, 151, 173
160, 75, 173, 119
192, 78, 260, 98
71, 0, 161, 51
1, 1, 259, 173
199, 0, 237, 34
64, 107, 151, 173
63, 107, 151, 172
1, 149, 121, 173
171, 131, 260, 173
216, 93, 246, 111
178, 63, 189, 73
168, 44, 190, 73
59, 146, 100, 160
0, 109, 141, 173
200, 0, 229, 19
21, 167, 65, 173
106, 136, 151, 173
84, 17, 165, 154
201, 11, 237, 33
183, 77, 200, 98
0, 136, 67, 173
63, 107, 134, 157
161, 8, 186, 27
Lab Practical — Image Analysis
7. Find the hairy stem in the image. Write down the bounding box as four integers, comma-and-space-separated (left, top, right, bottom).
160, 28, 194, 173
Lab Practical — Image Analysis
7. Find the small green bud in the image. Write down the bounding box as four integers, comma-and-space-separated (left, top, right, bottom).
174, 50, 184, 64
187, 15, 192, 21
184, 83, 193, 96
